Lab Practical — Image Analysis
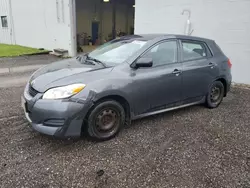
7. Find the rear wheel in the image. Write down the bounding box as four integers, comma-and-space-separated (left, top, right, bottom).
206, 81, 225, 108
86, 100, 125, 141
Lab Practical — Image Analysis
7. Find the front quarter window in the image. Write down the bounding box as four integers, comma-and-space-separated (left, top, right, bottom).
88, 39, 147, 66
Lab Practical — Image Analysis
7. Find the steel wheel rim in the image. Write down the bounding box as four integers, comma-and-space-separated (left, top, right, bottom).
210, 86, 221, 103
95, 108, 120, 134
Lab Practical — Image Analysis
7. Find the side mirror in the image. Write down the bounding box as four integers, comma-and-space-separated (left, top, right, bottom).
135, 57, 153, 68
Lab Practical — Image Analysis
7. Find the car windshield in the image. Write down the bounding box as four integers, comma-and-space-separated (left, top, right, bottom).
87, 38, 147, 66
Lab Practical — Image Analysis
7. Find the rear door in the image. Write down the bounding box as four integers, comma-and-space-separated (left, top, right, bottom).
180, 39, 219, 103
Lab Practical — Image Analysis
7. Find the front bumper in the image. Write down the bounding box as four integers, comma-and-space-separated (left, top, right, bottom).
21, 88, 93, 138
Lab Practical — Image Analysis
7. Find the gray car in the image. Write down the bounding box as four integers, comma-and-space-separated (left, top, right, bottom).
22, 34, 232, 141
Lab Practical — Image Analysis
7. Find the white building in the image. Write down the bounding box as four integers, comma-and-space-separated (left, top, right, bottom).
0, 0, 249, 84
0, 0, 135, 56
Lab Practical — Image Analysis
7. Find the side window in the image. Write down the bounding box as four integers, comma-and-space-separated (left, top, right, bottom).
143, 40, 178, 67
1, 16, 8, 28
181, 41, 207, 61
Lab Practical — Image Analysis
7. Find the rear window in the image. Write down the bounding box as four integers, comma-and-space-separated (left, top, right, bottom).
181, 41, 207, 61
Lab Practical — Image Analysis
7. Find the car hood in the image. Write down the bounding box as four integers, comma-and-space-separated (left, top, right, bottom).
30, 57, 112, 92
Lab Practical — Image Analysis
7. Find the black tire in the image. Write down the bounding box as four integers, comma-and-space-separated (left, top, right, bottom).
86, 100, 125, 141
206, 81, 225, 109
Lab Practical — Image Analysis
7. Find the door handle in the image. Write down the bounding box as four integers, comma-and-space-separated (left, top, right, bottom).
209, 62, 215, 68
172, 69, 182, 75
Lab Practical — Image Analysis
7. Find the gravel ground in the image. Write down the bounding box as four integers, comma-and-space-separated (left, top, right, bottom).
0, 86, 250, 188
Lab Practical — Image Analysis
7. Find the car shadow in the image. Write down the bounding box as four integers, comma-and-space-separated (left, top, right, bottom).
126, 104, 204, 130
28, 104, 205, 150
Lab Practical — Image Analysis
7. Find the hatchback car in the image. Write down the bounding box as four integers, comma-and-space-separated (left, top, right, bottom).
22, 34, 232, 141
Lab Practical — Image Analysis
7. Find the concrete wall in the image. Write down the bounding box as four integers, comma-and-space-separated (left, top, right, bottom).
0, 0, 15, 44
1, 0, 134, 56
10, 0, 73, 54
0, 0, 75, 56
135, 0, 250, 84
76, 0, 134, 43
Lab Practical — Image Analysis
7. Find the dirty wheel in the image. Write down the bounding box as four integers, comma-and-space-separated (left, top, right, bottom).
206, 81, 225, 108
86, 100, 125, 141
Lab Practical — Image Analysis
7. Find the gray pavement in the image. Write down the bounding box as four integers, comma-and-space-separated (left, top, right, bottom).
0, 55, 61, 87
0, 72, 32, 88
1, 55, 250, 187
0, 55, 61, 68
0, 55, 61, 76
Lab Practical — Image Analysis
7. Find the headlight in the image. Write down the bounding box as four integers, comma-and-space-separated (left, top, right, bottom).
42, 84, 86, 99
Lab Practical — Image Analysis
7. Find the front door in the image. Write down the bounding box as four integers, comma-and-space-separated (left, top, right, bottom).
131, 40, 183, 115
180, 39, 219, 103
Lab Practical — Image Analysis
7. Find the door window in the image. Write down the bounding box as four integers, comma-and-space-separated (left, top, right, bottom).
143, 40, 178, 67
181, 41, 207, 61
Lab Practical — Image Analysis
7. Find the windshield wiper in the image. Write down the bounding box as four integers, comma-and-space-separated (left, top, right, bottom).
76, 56, 83, 62
86, 55, 107, 67
76, 54, 95, 65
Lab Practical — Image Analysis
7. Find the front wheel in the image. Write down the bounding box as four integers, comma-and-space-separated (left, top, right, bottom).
86, 100, 125, 141
206, 81, 225, 108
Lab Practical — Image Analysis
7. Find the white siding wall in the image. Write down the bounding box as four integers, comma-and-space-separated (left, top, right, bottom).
0, 0, 14, 44
76, 0, 134, 42
135, 0, 250, 84
10, 0, 73, 55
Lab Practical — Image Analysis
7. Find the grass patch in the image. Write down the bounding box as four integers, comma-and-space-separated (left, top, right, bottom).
0, 44, 49, 57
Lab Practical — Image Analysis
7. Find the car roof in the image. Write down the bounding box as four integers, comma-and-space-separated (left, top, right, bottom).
122, 34, 214, 43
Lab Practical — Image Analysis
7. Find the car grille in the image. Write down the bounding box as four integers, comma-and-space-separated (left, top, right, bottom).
28, 84, 39, 97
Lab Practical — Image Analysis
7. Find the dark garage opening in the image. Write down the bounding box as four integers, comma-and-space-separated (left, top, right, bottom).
75, 0, 135, 52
